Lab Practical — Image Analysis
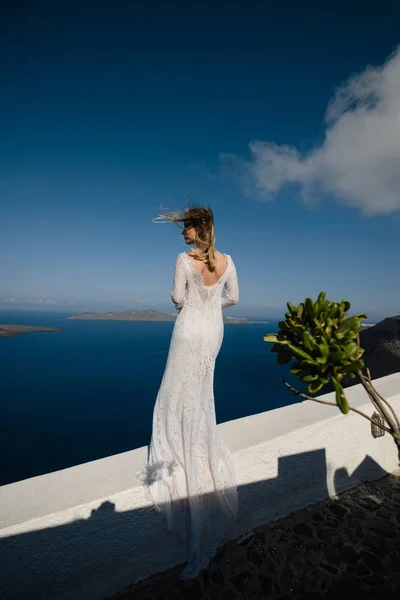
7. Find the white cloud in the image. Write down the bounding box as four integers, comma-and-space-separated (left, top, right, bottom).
26, 298, 57, 304
222, 46, 400, 216
0, 297, 57, 305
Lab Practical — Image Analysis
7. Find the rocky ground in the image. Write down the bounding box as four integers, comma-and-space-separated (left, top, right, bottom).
107, 471, 400, 600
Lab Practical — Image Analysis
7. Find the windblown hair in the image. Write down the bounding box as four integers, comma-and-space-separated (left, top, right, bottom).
155, 204, 217, 272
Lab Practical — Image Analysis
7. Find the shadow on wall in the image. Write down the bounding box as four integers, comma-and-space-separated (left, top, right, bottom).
0, 451, 387, 600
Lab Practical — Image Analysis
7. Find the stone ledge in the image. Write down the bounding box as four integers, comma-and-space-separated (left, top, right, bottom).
1, 373, 399, 600
1, 372, 399, 530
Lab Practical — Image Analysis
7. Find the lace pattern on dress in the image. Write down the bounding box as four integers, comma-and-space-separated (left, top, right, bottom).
135, 252, 239, 579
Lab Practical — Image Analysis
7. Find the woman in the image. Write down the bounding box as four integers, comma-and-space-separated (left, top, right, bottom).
136, 205, 239, 580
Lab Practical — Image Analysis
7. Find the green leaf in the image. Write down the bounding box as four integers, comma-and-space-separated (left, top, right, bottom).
332, 378, 349, 414
305, 298, 315, 320
316, 355, 328, 365
302, 358, 321, 368
318, 341, 329, 356
354, 313, 367, 321
264, 333, 279, 344
342, 341, 359, 359
330, 349, 346, 363
290, 367, 304, 375
285, 342, 316, 362
307, 379, 325, 394
341, 300, 351, 312
316, 291, 326, 307
336, 316, 363, 339
341, 359, 352, 366
300, 373, 319, 382
301, 330, 316, 351
313, 318, 324, 332
341, 359, 364, 373
324, 302, 337, 318
287, 301, 297, 316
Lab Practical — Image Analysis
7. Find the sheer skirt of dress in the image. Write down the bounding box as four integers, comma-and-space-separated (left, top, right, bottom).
135, 252, 239, 579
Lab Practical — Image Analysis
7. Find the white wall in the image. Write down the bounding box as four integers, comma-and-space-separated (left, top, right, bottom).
0, 373, 399, 600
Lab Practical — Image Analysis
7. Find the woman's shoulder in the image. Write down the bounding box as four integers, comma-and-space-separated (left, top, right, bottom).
174, 252, 188, 267
216, 250, 233, 264
215, 250, 231, 258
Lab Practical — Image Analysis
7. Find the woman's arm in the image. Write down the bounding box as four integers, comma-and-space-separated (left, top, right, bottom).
221, 259, 239, 309
171, 254, 187, 309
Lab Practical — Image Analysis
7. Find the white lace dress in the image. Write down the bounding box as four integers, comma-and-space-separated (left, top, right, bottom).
136, 252, 239, 579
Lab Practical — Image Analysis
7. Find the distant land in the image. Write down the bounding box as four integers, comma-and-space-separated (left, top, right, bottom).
66, 309, 267, 325
0, 325, 62, 338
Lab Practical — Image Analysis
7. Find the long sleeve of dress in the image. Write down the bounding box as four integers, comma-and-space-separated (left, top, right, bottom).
171, 254, 187, 309
221, 259, 239, 309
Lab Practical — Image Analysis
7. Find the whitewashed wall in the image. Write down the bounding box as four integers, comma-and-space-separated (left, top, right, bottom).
1, 372, 399, 600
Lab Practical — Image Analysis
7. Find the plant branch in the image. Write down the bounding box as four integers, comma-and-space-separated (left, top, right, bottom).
365, 367, 400, 430
359, 378, 386, 419
366, 377, 399, 427
357, 370, 399, 434
283, 379, 392, 434
356, 333, 400, 431
355, 334, 386, 418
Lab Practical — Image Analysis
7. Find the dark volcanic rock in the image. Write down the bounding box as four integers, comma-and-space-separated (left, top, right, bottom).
342, 316, 400, 387
106, 472, 400, 600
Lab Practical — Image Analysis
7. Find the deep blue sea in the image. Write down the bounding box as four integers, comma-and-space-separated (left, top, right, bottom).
0, 310, 306, 486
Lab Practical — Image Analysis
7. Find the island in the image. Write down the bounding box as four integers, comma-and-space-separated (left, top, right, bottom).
0, 325, 62, 338
66, 309, 265, 325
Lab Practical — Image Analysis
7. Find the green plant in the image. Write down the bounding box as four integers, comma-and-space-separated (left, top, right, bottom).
264, 292, 400, 451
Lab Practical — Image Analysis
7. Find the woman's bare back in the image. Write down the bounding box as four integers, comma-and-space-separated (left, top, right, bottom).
186, 251, 228, 287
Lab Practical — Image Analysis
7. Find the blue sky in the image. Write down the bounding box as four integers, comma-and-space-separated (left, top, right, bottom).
1, 0, 400, 320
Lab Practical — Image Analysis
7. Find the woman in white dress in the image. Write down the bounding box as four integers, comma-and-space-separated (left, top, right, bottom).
136, 205, 239, 580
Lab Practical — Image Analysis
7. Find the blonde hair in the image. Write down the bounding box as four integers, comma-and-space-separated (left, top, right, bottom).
155, 204, 217, 272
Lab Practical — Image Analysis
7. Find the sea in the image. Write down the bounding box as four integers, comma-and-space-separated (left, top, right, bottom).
0, 310, 307, 486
